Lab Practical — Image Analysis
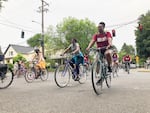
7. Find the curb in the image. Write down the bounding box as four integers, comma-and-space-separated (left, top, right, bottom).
137, 69, 150, 72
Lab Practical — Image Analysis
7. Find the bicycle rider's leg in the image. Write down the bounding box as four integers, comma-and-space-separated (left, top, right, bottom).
105, 49, 113, 72
34, 64, 41, 78
70, 58, 75, 69
75, 56, 84, 80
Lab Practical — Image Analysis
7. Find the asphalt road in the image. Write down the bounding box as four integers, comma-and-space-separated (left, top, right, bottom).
0, 69, 150, 113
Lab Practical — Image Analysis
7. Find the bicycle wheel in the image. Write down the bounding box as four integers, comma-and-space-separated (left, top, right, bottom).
126, 64, 130, 74
40, 69, 48, 81
78, 64, 87, 84
112, 66, 115, 78
91, 60, 103, 95
24, 70, 35, 83
112, 64, 118, 77
54, 64, 70, 88
0, 68, 14, 89
105, 74, 111, 88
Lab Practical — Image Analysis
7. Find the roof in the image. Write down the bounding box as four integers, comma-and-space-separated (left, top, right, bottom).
4, 44, 34, 55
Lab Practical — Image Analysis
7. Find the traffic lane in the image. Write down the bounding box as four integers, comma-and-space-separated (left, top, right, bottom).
0, 72, 150, 113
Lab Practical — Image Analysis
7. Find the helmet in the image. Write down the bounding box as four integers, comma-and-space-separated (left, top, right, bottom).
34, 49, 40, 53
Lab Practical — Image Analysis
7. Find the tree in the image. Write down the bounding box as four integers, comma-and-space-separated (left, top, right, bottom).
0, 0, 8, 10
56, 17, 97, 53
119, 43, 135, 61
135, 11, 150, 59
27, 33, 42, 48
13, 54, 26, 63
0, 46, 3, 54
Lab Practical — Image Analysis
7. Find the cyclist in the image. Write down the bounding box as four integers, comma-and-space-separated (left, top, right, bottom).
86, 22, 113, 72
122, 54, 132, 71
61, 38, 84, 81
32, 49, 46, 78
112, 50, 119, 69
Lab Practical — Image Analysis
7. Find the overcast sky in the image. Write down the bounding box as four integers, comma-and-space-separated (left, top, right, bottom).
0, 0, 150, 52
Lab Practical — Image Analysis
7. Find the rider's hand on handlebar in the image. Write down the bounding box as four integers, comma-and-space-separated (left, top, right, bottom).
86, 47, 90, 52
60, 53, 64, 56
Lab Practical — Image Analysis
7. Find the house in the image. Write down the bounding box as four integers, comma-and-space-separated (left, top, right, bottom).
4, 44, 34, 64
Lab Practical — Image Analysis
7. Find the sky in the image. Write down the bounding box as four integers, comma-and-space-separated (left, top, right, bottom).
0, 0, 150, 53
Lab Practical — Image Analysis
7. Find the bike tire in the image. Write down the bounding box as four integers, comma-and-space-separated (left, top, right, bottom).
91, 60, 103, 95
40, 69, 48, 81
127, 64, 130, 74
105, 74, 111, 88
78, 64, 87, 84
24, 70, 35, 83
0, 68, 14, 89
54, 64, 70, 88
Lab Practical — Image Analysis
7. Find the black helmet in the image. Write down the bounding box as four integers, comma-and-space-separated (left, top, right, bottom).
34, 49, 40, 53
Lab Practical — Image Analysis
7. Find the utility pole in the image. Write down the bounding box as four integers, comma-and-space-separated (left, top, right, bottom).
37, 0, 49, 57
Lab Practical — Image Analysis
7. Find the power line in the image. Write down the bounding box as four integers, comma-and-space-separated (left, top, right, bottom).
0, 15, 34, 30
106, 19, 138, 30
0, 22, 39, 33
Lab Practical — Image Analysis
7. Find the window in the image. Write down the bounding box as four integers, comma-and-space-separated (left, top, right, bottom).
9, 51, 13, 56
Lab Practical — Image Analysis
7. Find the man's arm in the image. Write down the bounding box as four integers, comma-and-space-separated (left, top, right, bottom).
86, 39, 95, 51
106, 37, 112, 49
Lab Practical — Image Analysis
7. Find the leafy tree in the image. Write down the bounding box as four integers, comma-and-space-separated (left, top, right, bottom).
119, 43, 135, 61
44, 25, 65, 53
13, 54, 26, 63
27, 33, 42, 47
56, 17, 97, 53
0, 46, 3, 54
0, 0, 8, 10
135, 11, 150, 59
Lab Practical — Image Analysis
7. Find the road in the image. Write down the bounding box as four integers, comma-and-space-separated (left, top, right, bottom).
0, 69, 150, 113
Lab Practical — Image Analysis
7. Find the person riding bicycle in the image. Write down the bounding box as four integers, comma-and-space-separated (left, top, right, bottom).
112, 50, 119, 68
122, 54, 131, 71
61, 38, 84, 81
32, 48, 46, 78
86, 22, 113, 72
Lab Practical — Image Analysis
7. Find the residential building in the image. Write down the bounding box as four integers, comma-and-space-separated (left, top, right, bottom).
4, 44, 34, 64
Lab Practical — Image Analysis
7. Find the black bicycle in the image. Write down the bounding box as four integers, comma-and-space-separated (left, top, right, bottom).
89, 48, 111, 95
0, 64, 14, 89
54, 54, 87, 88
124, 61, 130, 74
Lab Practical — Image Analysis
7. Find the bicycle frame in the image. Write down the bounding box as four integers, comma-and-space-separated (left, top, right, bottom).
89, 48, 111, 95
92, 48, 107, 78
63, 55, 77, 78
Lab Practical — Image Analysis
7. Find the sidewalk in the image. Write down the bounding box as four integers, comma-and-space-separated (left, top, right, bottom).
136, 68, 150, 72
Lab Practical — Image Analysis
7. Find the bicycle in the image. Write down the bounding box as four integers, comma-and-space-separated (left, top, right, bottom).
14, 66, 27, 78
124, 61, 130, 74
89, 48, 111, 95
54, 54, 87, 88
24, 61, 48, 83
112, 62, 119, 78
0, 64, 14, 89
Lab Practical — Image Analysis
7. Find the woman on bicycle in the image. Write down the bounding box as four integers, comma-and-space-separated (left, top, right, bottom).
32, 49, 46, 78
112, 50, 119, 68
61, 38, 84, 81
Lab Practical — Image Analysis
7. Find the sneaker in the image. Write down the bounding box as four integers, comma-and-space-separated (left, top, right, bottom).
96, 78, 102, 85
108, 66, 112, 72
74, 75, 80, 81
